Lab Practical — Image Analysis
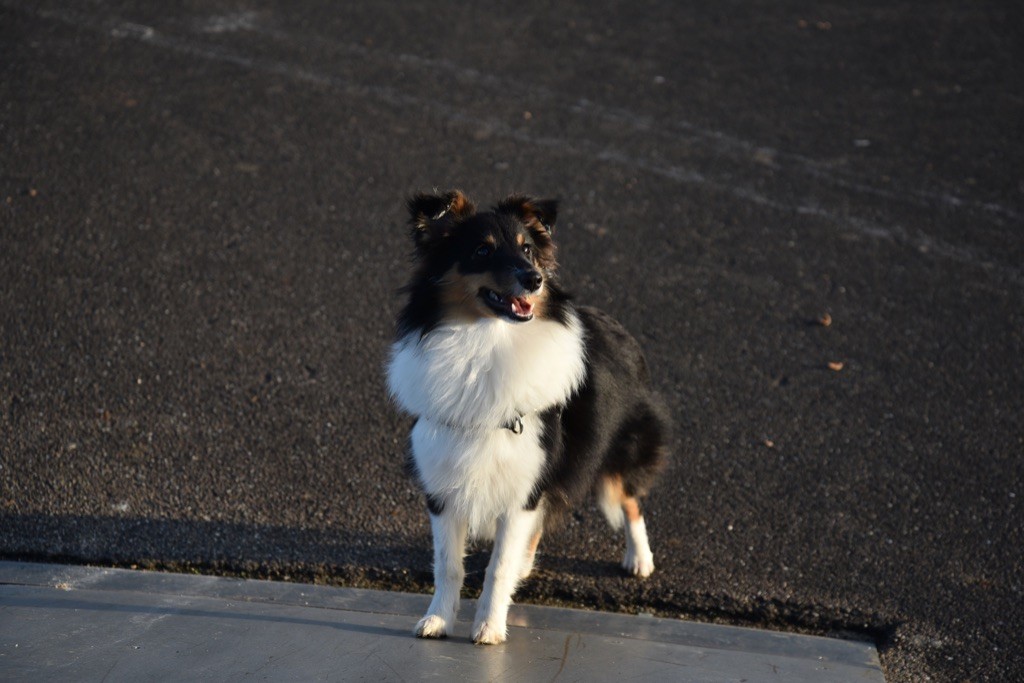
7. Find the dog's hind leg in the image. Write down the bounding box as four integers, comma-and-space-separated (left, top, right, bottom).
621, 495, 655, 577
416, 511, 468, 638
599, 474, 655, 578
473, 507, 541, 644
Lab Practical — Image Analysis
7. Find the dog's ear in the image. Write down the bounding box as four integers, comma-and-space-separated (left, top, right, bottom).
496, 195, 559, 272
529, 199, 558, 233
496, 195, 558, 233
407, 190, 475, 251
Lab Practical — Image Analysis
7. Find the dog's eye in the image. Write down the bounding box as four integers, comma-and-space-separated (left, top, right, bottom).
475, 244, 493, 258
522, 244, 532, 256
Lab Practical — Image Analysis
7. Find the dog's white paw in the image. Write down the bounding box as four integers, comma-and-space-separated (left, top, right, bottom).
415, 614, 449, 639
622, 549, 655, 578
472, 620, 507, 645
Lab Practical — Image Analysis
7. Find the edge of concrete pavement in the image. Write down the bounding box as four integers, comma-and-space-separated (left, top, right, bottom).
0, 561, 885, 681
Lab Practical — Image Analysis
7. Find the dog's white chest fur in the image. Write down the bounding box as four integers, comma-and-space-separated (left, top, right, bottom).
387, 314, 586, 536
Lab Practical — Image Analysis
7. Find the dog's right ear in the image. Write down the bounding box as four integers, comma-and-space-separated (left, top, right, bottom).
407, 190, 475, 252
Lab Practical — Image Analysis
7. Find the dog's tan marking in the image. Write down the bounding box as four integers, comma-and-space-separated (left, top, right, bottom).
438, 268, 506, 322
447, 189, 473, 217
527, 286, 548, 320
601, 474, 643, 522
527, 528, 542, 555
519, 526, 543, 580
622, 496, 642, 523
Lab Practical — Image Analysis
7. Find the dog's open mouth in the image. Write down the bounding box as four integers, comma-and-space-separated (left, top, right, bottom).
480, 288, 534, 322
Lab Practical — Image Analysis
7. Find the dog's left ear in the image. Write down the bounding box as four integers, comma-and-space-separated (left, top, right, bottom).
497, 195, 558, 233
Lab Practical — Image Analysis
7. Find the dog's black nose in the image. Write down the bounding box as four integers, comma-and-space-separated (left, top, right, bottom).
517, 268, 543, 292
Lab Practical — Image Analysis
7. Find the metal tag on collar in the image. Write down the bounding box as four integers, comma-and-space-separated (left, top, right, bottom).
508, 414, 524, 435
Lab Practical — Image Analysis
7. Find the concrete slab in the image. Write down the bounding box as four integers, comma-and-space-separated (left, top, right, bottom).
0, 562, 883, 681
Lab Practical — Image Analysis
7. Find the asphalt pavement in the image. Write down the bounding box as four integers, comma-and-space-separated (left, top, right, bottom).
2, 2, 1022, 681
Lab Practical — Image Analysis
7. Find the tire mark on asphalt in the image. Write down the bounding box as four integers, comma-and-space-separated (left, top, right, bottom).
8, 2, 1022, 286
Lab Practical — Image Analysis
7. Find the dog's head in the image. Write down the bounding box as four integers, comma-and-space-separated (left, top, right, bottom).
405, 190, 559, 324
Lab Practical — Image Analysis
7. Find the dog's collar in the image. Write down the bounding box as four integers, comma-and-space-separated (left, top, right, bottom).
432, 412, 527, 434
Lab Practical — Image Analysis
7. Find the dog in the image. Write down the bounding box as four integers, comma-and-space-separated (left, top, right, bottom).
386, 190, 669, 644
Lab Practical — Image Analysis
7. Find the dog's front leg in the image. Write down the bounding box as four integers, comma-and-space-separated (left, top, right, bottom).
416, 511, 468, 638
472, 508, 540, 644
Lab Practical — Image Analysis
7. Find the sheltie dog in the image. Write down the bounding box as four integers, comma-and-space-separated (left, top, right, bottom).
386, 190, 669, 644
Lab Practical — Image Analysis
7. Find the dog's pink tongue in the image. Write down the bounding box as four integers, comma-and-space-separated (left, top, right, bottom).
511, 297, 533, 317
